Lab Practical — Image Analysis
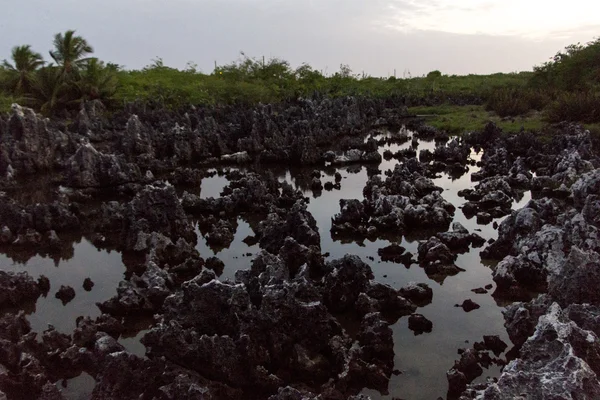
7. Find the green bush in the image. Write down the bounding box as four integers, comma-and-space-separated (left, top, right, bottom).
545, 91, 600, 123
531, 39, 600, 91
0, 92, 17, 113
112, 63, 532, 110
4, 30, 598, 123
486, 88, 551, 117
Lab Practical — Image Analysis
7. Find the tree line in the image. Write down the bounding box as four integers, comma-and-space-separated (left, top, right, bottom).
0, 30, 117, 115
1, 31, 599, 124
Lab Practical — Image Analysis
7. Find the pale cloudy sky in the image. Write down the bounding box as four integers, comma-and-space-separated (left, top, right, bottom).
2, 0, 598, 76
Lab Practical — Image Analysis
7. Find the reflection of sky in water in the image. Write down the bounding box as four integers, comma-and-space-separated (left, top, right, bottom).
0, 240, 124, 334
57, 372, 95, 400
0, 129, 536, 400
258, 134, 529, 400
195, 217, 260, 281
200, 173, 230, 199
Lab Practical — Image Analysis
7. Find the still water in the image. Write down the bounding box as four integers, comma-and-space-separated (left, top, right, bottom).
0, 132, 530, 400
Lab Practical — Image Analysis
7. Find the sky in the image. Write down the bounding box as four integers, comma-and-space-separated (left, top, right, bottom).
1, 0, 598, 77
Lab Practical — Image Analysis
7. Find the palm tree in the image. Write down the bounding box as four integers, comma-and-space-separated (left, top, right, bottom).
49, 30, 94, 77
1, 45, 45, 93
73, 58, 118, 102
28, 66, 67, 115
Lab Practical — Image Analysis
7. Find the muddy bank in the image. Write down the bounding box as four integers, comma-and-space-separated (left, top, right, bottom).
0, 101, 598, 399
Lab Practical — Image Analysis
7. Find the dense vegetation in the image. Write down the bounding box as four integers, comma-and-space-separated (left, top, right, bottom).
486, 38, 600, 123
1, 32, 599, 131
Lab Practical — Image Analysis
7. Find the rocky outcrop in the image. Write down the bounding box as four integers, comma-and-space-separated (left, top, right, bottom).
436, 222, 485, 252
55, 285, 76, 305
332, 162, 455, 239
418, 237, 464, 281
456, 130, 600, 398
461, 304, 600, 400
377, 244, 413, 265
399, 282, 433, 306
408, 314, 433, 335
98, 261, 173, 315
0, 105, 70, 179
0, 194, 80, 243
1, 100, 600, 400
121, 183, 196, 251
0, 271, 46, 308
256, 200, 321, 255
63, 143, 145, 188
141, 253, 417, 398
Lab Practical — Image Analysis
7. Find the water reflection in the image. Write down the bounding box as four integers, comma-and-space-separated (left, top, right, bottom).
0, 128, 534, 400
195, 217, 260, 281
261, 135, 522, 400
56, 372, 95, 400
200, 169, 232, 199
0, 240, 125, 334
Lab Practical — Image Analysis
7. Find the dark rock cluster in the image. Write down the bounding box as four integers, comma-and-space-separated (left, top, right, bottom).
452, 125, 600, 399
1, 102, 599, 399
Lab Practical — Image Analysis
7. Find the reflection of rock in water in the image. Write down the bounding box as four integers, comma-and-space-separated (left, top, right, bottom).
0, 102, 598, 400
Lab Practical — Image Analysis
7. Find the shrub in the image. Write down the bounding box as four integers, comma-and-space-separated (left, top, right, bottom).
0, 92, 17, 113
486, 88, 551, 117
545, 91, 600, 123
531, 39, 600, 91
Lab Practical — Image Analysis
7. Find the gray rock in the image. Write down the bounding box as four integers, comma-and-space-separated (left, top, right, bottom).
98, 261, 173, 315
221, 151, 251, 164
54, 285, 75, 305
64, 143, 144, 188
408, 314, 433, 335
399, 282, 433, 306
0, 270, 42, 308
471, 304, 600, 400
548, 247, 600, 307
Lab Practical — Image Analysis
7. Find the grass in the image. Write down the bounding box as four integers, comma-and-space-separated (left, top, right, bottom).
0, 93, 17, 113
408, 104, 544, 134
584, 123, 600, 137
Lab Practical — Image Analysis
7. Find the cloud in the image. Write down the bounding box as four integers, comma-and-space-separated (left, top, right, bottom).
383, 0, 600, 38
0, 0, 596, 76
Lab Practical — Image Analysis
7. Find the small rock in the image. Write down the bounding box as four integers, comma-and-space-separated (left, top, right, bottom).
399, 282, 433, 306
471, 287, 487, 294
408, 314, 433, 335
38, 275, 50, 295
483, 335, 508, 356
55, 285, 76, 305
0, 226, 13, 244
205, 257, 225, 277
310, 177, 323, 191
476, 212, 493, 225
455, 299, 480, 312
47, 230, 61, 246
377, 244, 407, 263
83, 278, 94, 291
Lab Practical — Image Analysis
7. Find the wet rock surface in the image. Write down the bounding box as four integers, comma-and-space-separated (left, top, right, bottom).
455, 127, 600, 399
455, 299, 480, 313
0, 103, 599, 399
55, 285, 76, 305
408, 314, 433, 335
0, 271, 44, 308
